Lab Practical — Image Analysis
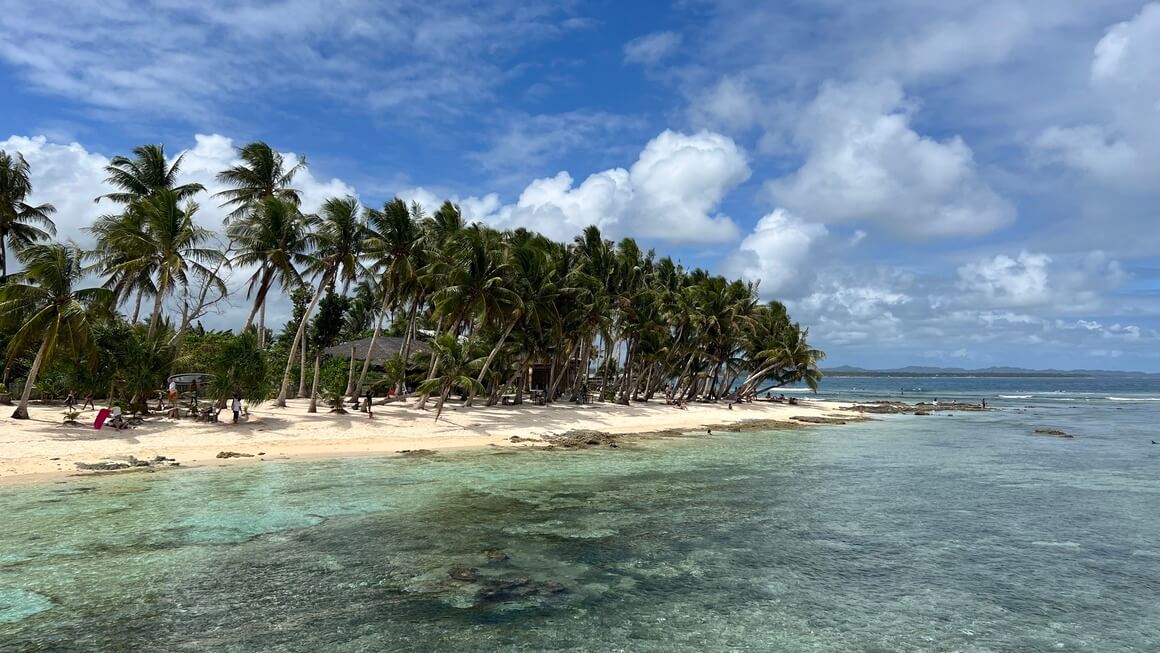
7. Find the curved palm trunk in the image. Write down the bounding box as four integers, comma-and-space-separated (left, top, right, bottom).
617, 339, 636, 405
737, 359, 783, 397
274, 274, 329, 407
11, 333, 50, 419
548, 340, 579, 402
258, 302, 266, 348
344, 345, 358, 398
296, 342, 308, 398
307, 352, 322, 413
396, 299, 419, 395
467, 319, 516, 407
351, 290, 391, 399
433, 382, 452, 421
147, 270, 170, 338
243, 267, 273, 333
131, 288, 144, 324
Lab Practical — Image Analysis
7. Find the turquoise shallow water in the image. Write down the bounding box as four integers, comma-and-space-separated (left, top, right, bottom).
2, 382, 1160, 652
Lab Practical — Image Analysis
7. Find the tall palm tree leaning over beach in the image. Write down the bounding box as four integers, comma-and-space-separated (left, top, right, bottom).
0, 150, 57, 278
350, 197, 421, 399
226, 196, 311, 347
274, 196, 364, 407
214, 141, 307, 346
0, 244, 113, 419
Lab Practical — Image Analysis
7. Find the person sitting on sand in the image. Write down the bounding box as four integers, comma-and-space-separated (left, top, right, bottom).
109, 404, 128, 430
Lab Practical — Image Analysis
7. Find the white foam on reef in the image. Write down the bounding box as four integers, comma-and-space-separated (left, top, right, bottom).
1106, 396, 1160, 401
999, 395, 1032, 399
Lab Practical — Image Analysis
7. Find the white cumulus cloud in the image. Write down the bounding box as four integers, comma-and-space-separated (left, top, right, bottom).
403, 130, 750, 244
1035, 3, 1160, 187
723, 209, 828, 297
766, 79, 1015, 239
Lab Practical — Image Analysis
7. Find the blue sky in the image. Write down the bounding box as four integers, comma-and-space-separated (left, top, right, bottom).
2, 0, 1159, 371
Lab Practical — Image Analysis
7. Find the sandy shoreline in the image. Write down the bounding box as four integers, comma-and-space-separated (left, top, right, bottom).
0, 398, 853, 484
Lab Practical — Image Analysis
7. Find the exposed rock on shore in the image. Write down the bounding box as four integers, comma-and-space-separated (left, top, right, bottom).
543, 430, 621, 449
216, 451, 254, 459
76, 455, 179, 471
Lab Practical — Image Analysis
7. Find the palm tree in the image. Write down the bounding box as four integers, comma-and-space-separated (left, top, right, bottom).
350, 197, 419, 398
87, 210, 155, 322
0, 244, 112, 419
307, 290, 349, 413
274, 196, 364, 407
97, 190, 225, 337
214, 141, 305, 223
0, 150, 57, 277
226, 196, 311, 346
416, 333, 483, 421
95, 144, 205, 205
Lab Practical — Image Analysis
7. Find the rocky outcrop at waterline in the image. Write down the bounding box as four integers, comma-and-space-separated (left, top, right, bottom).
840, 401, 988, 415
76, 455, 179, 471
216, 451, 254, 459
543, 430, 622, 449
791, 415, 854, 425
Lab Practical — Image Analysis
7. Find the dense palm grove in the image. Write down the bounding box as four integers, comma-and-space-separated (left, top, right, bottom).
0, 143, 824, 421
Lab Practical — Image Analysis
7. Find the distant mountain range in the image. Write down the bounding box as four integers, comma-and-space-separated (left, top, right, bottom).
823, 365, 1160, 378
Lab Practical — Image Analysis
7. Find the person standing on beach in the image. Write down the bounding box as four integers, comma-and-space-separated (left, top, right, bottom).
82, 392, 95, 410
65, 391, 76, 410
231, 393, 242, 424
365, 388, 374, 418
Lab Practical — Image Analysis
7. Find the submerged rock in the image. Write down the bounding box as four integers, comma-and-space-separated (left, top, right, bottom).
842, 401, 985, 415
398, 449, 436, 457
482, 548, 510, 562
792, 415, 848, 425
475, 577, 567, 603
1034, 428, 1074, 438
448, 566, 479, 582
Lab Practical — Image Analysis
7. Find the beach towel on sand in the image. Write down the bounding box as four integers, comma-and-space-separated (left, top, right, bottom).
93, 408, 110, 430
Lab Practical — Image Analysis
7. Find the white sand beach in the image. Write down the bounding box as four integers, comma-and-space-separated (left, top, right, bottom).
0, 398, 850, 482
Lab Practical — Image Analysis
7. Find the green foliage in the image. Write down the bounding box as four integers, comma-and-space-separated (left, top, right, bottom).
204, 330, 272, 404
316, 356, 349, 412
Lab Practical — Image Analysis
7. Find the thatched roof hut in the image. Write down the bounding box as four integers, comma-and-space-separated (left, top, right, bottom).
322, 336, 429, 364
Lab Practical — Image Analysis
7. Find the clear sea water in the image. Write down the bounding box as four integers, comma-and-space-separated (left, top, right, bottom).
2, 376, 1159, 652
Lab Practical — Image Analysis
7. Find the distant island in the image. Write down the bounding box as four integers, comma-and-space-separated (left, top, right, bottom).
823, 365, 1160, 378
